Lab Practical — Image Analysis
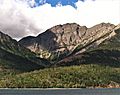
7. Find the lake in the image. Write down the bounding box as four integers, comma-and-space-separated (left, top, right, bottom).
0, 88, 120, 95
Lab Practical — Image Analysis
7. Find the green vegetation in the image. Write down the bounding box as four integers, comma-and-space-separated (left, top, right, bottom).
0, 32, 51, 75
0, 32, 50, 68
48, 50, 69, 62
0, 48, 45, 76
97, 28, 120, 50
0, 35, 35, 58
0, 28, 120, 88
0, 64, 119, 88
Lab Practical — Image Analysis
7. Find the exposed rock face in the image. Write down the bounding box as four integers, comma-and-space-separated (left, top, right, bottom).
19, 23, 116, 59
56, 24, 120, 67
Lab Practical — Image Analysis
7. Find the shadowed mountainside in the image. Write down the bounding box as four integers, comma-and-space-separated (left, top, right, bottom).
0, 31, 50, 74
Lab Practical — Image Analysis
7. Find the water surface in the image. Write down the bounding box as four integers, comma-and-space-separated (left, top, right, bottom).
0, 88, 120, 95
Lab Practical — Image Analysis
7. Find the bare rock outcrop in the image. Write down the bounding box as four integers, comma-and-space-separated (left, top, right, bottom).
19, 23, 116, 59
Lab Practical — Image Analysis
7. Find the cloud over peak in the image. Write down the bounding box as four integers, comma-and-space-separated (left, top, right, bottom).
0, 0, 120, 40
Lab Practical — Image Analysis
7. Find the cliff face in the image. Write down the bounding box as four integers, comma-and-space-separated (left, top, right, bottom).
19, 23, 116, 59
55, 24, 120, 67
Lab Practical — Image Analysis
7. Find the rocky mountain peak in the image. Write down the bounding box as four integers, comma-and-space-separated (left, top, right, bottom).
49, 23, 82, 33
19, 23, 116, 59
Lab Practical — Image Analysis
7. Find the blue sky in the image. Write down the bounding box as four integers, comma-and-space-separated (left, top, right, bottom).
30, 0, 85, 8
0, 0, 120, 39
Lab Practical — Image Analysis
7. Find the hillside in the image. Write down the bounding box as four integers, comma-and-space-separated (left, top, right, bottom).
97, 24, 120, 50
0, 31, 50, 77
0, 64, 119, 88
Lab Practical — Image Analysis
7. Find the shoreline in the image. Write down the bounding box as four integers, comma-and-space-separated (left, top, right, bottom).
0, 87, 120, 90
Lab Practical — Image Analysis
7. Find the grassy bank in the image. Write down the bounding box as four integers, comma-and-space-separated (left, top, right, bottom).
0, 64, 120, 88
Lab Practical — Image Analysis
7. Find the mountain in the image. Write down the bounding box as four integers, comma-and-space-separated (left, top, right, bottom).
19, 23, 115, 61
0, 23, 120, 88
97, 24, 120, 50
55, 24, 120, 67
0, 31, 50, 75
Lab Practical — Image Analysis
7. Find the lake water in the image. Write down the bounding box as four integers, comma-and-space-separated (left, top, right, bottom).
0, 88, 120, 95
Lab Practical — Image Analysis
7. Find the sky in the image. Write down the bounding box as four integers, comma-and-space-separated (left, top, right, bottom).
0, 0, 120, 40
29, 0, 81, 8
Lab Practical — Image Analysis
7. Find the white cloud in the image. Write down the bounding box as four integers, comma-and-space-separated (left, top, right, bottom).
76, 0, 120, 27
0, 0, 120, 40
